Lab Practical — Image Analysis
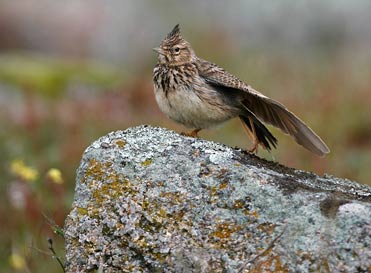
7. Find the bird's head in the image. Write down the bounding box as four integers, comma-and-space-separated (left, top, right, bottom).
153, 24, 195, 66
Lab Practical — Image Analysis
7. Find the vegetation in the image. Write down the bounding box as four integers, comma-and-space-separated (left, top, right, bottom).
0, 3, 370, 271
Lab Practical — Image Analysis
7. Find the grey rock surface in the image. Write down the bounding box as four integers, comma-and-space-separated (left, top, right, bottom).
64, 125, 371, 273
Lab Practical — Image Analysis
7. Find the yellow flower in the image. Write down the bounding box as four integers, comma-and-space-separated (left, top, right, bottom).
10, 159, 39, 182
47, 168, 64, 184
9, 253, 26, 270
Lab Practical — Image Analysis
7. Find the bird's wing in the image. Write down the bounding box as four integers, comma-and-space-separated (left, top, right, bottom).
196, 58, 330, 156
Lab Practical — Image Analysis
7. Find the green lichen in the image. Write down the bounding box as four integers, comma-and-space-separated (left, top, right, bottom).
141, 159, 152, 167
76, 207, 88, 216
102, 224, 112, 236
84, 159, 138, 206
114, 139, 126, 148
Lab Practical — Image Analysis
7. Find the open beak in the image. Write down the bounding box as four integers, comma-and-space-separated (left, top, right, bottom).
153, 47, 165, 55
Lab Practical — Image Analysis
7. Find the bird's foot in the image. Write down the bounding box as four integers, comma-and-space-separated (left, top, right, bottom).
247, 142, 259, 154
181, 129, 201, 138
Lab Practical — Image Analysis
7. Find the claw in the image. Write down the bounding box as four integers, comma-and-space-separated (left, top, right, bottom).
181, 129, 201, 138
247, 141, 259, 154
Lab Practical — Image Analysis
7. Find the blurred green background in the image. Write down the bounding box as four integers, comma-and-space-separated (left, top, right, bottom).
1, 0, 370, 272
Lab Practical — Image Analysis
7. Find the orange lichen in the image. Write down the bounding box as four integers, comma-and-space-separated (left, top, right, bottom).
257, 222, 276, 234
242, 209, 259, 219
250, 253, 289, 273
210, 223, 242, 239
219, 181, 229, 190
159, 191, 183, 204
233, 200, 245, 209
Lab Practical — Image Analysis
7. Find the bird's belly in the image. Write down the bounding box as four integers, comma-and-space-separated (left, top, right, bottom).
154, 85, 235, 129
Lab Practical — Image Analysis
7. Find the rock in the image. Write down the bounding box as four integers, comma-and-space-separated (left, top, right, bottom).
64, 125, 371, 273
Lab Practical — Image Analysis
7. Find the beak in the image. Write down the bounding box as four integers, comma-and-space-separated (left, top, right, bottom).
153, 47, 165, 55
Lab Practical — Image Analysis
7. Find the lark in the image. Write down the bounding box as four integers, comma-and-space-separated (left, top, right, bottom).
153, 24, 330, 156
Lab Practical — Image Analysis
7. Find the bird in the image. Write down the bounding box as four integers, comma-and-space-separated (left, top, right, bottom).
153, 24, 330, 156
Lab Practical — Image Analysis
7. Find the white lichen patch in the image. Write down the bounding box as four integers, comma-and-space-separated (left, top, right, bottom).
208, 150, 233, 165
338, 202, 370, 217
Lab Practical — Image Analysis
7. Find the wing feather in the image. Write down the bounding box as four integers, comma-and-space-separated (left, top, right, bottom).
196, 58, 330, 156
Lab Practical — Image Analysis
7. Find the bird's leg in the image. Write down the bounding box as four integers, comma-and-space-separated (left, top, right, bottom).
248, 117, 259, 153
247, 117, 260, 154
248, 139, 259, 154
240, 117, 259, 154
181, 128, 202, 138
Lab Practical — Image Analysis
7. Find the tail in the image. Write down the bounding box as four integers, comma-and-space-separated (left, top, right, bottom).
241, 93, 330, 157
239, 115, 277, 151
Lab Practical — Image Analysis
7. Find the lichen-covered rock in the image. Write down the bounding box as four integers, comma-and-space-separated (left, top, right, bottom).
64, 125, 371, 273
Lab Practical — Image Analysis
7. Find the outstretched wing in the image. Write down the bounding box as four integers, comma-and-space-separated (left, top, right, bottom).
196, 58, 330, 156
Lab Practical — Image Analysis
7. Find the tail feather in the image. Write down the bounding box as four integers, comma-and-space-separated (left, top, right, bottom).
240, 92, 330, 157
239, 115, 277, 151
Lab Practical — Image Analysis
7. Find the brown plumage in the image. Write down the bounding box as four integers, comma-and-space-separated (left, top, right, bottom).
153, 24, 330, 156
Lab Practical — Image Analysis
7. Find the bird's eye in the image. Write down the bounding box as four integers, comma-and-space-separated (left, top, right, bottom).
173, 47, 180, 53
